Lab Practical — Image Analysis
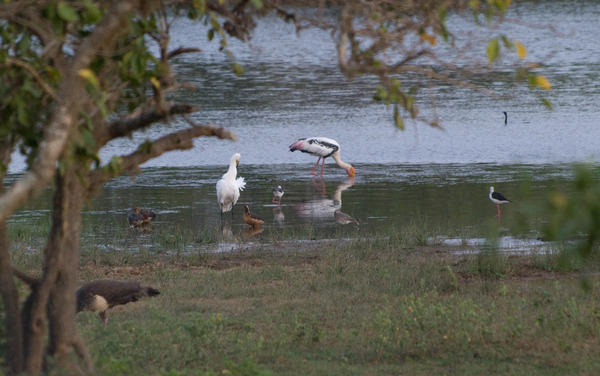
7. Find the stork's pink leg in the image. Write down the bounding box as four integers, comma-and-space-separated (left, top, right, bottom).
311, 158, 321, 175
320, 157, 326, 176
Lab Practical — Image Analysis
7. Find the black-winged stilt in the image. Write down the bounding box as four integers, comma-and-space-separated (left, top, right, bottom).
489, 186, 511, 218
272, 185, 284, 205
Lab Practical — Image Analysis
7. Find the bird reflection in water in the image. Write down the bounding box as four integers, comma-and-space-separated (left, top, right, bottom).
294, 179, 354, 222
244, 226, 265, 238
334, 209, 359, 225
273, 207, 285, 225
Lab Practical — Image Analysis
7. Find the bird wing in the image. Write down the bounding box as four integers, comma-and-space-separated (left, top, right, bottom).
289, 137, 339, 157
236, 177, 246, 191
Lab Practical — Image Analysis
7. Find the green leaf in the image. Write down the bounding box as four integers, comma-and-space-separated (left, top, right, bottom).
57, 2, 79, 22
540, 98, 553, 110
486, 38, 499, 64
232, 63, 244, 77
393, 106, 405, 130
250, 0, 263, 9
82, 0, 102, 24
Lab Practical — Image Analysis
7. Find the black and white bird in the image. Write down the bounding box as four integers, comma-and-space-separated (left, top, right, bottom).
272, 185, 284, 206
76, 279, 160, 328
289, 137, 355, 177
489, 186, 511, 218
216, 153, 246, 218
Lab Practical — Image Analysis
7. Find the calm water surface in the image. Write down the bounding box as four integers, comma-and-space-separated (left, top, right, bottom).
8, 1, 600, 252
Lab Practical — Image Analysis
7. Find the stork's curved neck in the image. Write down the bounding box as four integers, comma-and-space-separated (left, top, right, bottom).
331, 153, 352, 173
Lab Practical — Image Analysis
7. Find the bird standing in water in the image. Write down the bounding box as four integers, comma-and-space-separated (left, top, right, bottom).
243, 205, 265, 227
489, 186, 511, 219
289, 137, 355, 177
216, 153, 246, 219
272, 185, 284, 206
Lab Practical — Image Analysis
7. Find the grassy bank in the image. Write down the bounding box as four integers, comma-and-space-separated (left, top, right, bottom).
8, 225, 600, 375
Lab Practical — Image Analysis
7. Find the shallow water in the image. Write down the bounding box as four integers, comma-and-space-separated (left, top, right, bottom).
7, 1, 600, 253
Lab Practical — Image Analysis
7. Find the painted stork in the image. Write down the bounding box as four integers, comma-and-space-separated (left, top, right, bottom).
489, 186, 511, 218
289, 137, 355, 177
76, 279, 160, 328
216, 153, 246, 218
243, 205, 265, 228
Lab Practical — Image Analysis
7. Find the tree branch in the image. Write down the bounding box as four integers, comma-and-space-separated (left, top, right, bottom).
97, 103, 197, 146
87, 124, 237, 190
0, 1, 144, 223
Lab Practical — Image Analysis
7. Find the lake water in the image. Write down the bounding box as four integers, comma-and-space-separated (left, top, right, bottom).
8, 1, 600, 253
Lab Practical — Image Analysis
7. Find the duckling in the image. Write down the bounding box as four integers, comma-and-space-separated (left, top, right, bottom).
243, 205, 265, 228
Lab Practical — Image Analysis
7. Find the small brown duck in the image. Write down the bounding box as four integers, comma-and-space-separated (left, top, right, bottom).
334, 209, 359, 225
243, 205, 265, 227
76, 279, 160, 328
128, 206, 156, 227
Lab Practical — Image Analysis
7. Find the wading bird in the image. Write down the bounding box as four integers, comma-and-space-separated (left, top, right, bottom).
243, 205, 265, 228
272, 185, 284, 206
289, 137, 355, 177
216, 153, 246, 218
489, 186, 511, 218
76, 279, 160, 328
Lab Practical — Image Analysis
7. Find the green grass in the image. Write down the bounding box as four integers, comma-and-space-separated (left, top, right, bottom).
6, 223, 600, 375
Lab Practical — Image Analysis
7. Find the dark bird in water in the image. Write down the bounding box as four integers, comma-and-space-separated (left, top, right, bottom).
272, 185, 284, 206
289, 137, 356, 177
503, 111, 508, 125
334, 209, 359, 225
243, 205, 265, 228
489, 186, 511, 219
128, 206, 156, 227
76, 279, 160, 328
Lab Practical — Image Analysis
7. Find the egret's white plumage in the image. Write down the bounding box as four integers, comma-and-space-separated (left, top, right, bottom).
216, 153, 246, 217
289, 137, 355, 177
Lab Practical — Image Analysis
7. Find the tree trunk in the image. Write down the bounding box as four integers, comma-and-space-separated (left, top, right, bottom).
0, 140, 25, 375
46, 161, 91, 372
21, 160, 91, 374
0, 219, 24, 375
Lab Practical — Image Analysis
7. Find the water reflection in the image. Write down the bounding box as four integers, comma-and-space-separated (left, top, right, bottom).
293, 178, 354, 223
272, 207, 285, 225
